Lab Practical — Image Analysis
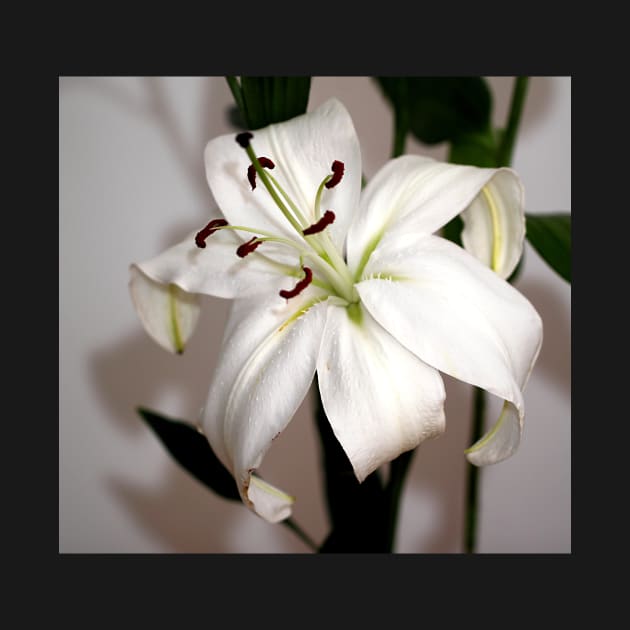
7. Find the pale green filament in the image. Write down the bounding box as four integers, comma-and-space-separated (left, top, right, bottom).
212, 224, 310, 256
222, 227, 346, 297
253, 256, 334, 293
168, 284, 185, 353
266, 172, 310, 230
313, 175, 333, 220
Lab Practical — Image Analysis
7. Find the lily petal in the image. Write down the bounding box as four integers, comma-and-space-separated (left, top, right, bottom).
317, 301, 445, 482
129, 265, 200, 354
460, 169, 525, 278
205, 98, 362, 251
247, 474, 295, 524
347, 155, 524, 279
357, 233, 542, 465
201, 284, 329, 522
465, 401, 521, 466
131, 230, 292, 301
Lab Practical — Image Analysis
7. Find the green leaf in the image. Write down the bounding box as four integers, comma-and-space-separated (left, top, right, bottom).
448, 129, 499, 167
139, 408, 317, 548
525, 214, 571, 282
376, 77, 492, 145
441, 214, 464, 248
239, 77, 311, 129
137, 407, 240, 500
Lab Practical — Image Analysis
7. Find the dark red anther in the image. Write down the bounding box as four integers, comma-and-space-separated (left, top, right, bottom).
279, 267, 313, 300
195, 219, 229, 248
325, 160, 344, 189
235, 132, 253, 148
303, 210, 336, 236
247, 156, 275, 190
236, 237, 262, 258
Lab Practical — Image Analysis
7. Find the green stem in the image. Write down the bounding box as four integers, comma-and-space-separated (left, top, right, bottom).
464, 386, 485, 553
225, 76, 248, 126
463, 77, 529, 554
283, 517, 318, 552
496, 76, 529, 167
385, 450, 415, 551
392, 106, 409, 158
390, 77, 409, 159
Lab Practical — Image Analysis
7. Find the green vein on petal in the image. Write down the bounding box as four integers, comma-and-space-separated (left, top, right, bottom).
169, 283, 185, 354
481, 185, 502, 273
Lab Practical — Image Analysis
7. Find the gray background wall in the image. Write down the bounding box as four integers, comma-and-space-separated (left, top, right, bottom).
59, 76, 571, 553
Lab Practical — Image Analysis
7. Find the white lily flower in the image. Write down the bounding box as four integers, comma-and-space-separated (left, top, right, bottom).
129, 99, 542, 523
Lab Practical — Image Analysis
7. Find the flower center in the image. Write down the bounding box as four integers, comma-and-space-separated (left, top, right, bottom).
195, 131, 358, 304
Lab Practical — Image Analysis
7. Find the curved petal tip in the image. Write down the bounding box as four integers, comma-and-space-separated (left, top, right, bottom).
129, 265, 201, 354
246, 474, 294, 523
465, 401, 521, 466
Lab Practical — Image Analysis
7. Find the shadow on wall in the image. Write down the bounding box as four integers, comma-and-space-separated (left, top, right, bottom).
516, 274, 571, 400
486, 75, 555, 135
107, 469, 241, 553
92, 310, 317, 553
398, 254, 571, 553
106, 460, 313, 553
89, 285, 237, 552
89, 294, 230, 437
60, 76, 232, 208
82, 76, 567, 553
398, 377, 472, 553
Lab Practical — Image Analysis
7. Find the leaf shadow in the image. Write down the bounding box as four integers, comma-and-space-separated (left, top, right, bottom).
88, 213, 230, 437
60, 76, 229, 213
106, 470, 241, 553
487, 76, 555, 134
88, 273, 234, 548
515, 271, 571, 399
398, 377, 472, 553
90, 303, 229, 437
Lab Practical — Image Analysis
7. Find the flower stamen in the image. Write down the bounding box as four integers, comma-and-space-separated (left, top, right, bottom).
236, 237, 262, 258
279, 267, 313, 300
195, 219, 229, 248
314, 161, 344, 220
303, 210, 336, 236
325, 160, 344, 189
247, 157, 275, 190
